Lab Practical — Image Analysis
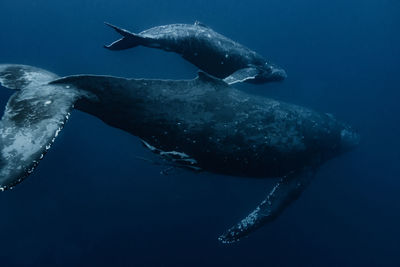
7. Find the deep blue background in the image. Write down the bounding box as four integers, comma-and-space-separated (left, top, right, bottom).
0, 0, 399, 266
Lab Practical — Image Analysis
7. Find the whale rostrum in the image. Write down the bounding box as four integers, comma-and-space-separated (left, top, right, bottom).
0, 64, 358, 243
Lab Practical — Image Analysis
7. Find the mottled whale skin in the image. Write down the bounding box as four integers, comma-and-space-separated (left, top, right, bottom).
105, 22, 287, 85
0, 64, 358, 243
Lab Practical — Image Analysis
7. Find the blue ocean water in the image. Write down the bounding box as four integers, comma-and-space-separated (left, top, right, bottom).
0, 0, 399, 266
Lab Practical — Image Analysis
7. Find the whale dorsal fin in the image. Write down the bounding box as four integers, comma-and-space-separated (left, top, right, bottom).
197, 71, 218, 82
194, 21, 210, 28
196, 71, 228, 87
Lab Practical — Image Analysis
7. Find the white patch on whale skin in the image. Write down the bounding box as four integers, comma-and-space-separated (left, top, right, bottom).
140, 139, 200, 169
160, 150, 190, 159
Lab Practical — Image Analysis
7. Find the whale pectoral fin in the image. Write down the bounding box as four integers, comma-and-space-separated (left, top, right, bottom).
218, 168, 315, 243
0, 66, 81, 190
139, 139, 202, 172
223, 67, 260, 85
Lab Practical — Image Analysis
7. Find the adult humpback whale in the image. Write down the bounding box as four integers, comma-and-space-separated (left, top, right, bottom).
0, 64, 358, 243
104, 22, 287, 85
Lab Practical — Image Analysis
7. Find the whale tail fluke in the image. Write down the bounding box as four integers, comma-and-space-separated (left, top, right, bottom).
0, 64, 59, 91
104, 22, 146, 51
0, 64, 81, 191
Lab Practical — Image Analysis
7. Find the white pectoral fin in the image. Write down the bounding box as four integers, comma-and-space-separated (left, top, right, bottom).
218, 168, 315, 243
223, 67, 260, 85
0, 65, 81, 190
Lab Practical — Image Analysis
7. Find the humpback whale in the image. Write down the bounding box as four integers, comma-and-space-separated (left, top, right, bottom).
104, 22, 287, 85
0, 64, 358, 243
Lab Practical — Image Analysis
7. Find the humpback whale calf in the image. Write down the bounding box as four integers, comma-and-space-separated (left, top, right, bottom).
0, 64, 358, 243
104, 22, 287, 85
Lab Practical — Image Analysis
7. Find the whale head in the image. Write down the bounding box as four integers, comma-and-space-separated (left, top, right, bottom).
250, 63, 287, 84
339, 126, 360, 153
264, 63, 287, 81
